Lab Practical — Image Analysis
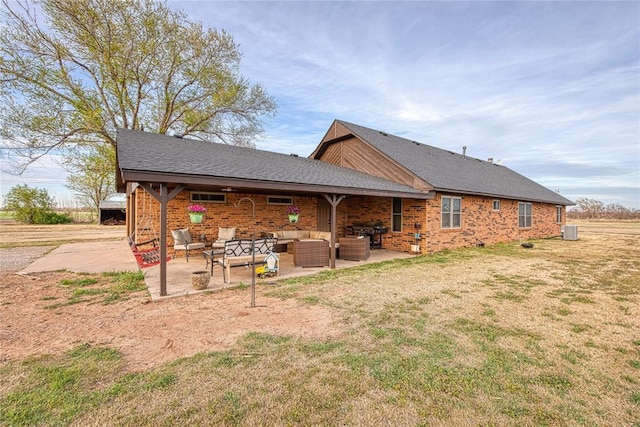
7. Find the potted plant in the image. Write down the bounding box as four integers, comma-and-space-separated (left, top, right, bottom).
191, 270, 210, 290
285, 205, 301, 223
187, 204, 206, 223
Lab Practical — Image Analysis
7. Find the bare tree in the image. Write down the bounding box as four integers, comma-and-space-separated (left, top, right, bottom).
568, 198, 639, 220
572, 197, 605, 219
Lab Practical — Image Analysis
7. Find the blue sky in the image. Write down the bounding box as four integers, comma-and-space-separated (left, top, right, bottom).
1, 1, 638, 208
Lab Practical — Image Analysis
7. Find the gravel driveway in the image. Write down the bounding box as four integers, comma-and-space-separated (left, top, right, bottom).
0, 246, 55, 273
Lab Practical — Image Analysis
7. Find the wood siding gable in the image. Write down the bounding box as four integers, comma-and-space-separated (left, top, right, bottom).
312, 121, 433, 192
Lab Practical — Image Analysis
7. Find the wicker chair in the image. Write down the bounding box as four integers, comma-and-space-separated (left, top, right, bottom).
293, 240, 329, 267
339, 236, 370, 261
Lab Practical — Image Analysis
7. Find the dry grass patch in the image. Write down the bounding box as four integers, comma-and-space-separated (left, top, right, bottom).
1, 223, 639, 425
0, 222, 125, 248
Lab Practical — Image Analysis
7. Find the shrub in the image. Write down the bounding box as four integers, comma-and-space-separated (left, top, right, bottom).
36, 211, 73, 224
2, 184, 68, 224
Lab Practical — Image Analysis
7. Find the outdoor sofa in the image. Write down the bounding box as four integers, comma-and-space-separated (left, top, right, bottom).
293, 239, 330, 267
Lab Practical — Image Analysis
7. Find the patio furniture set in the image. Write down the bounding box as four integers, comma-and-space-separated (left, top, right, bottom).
171, 226, 372, 284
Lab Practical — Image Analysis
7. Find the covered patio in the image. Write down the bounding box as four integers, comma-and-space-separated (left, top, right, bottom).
117, 128, 433, 299
144, 247, 414, 301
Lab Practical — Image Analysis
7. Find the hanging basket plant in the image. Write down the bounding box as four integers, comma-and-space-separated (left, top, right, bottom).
285, 205, 300, 223
188, 204, 206, 223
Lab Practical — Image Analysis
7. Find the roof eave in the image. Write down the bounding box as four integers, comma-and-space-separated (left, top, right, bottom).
120, 169, 435, 200
433, 187, 575, 206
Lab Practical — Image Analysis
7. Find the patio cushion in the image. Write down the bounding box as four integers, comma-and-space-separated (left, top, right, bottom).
318, 231, 331, 241
298, 230, 310, 239
271, 229, 336, 245
171, 228, 192, 245
282, 230, 299, 239
218, 227, 236, 240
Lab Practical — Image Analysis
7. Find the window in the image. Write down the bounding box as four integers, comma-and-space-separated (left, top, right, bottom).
556, 206, 563, 223
493, 200, 501, 211
392, 198, 402, 232
441, 196, 461, 229
190, 191, 226, 203
518, 202, 532, 227
267, 196, 293, 205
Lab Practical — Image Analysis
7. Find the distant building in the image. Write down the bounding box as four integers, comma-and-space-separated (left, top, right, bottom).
98, 200, 126, 225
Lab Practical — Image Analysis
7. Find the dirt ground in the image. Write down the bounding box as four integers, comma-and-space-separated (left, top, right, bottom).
0, 270, 338, 371
0, 220, 637, 372
0, 221, 339, 371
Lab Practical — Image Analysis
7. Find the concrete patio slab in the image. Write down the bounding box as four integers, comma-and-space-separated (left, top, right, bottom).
19, 240, 414, 301
19, 240, 138, 274
145, 249, 414, 301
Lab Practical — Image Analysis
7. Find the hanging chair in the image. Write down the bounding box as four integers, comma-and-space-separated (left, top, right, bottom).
128, 237, 170, 269
127, 188, 170, 269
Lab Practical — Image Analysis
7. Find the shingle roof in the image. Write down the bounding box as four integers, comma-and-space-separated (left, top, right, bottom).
336, 120, 574, 205
116, 128, 430, 198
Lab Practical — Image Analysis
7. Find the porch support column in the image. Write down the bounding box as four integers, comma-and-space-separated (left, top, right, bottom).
139, 183, 184, 296
126, 184, 136, 239
322, 194, 345, 269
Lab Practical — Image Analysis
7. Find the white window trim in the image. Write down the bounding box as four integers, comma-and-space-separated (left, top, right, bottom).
493, 199, 501, 211
556, 205, 563, 224
441, 195, 462, 229
518, 202, 532, 228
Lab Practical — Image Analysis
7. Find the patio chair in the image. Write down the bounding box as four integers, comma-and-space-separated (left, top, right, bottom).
171, 228, 205, 261
339, 236, 370, 261
212, 227, 237, 250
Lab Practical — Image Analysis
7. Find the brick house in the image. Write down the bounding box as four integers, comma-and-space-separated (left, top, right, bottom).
311, 120, 574, 252
117, 120, 573, 292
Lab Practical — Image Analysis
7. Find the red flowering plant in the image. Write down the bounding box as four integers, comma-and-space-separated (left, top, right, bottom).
187, 204, 207, 213
285, 205, 300, 215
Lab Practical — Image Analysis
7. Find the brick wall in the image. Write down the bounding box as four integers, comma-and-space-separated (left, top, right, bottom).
345, 196, 425, 252
345, 194, 564, 254
422, 194, 564, 253
134, 189, 565, 256
134, 189, 321, 257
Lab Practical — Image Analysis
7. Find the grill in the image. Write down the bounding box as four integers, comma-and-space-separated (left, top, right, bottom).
346, 224, 389, 249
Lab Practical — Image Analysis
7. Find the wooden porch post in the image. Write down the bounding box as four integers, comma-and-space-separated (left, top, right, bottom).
158, 184, 168, 296
323, 194, 345, 269
139, 183, 184, 297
